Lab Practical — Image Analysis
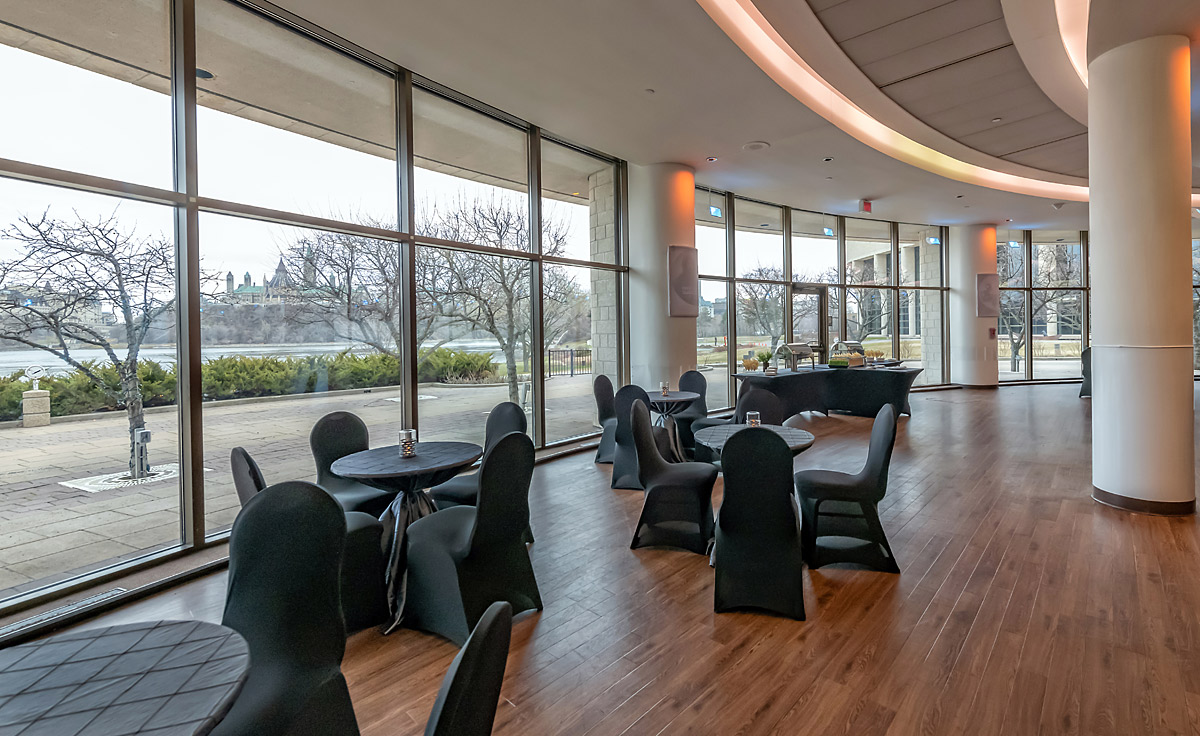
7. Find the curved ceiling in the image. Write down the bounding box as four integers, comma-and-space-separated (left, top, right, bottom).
700, 0, 1200, 205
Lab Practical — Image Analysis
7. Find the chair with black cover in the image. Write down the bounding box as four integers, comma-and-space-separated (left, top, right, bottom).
629, 399, 718, 554
212, 482, 360, 736
593, 375, 618, 464
673, 370, 708, 455
734, 388, 784, 426
689, 380, 753, 462
432, 401, 534, 543
403, 431, 542, 645
1079, 346, 1091, 398
424, 602, 513, 736
794, 404, 900, 572
230, 447, 388, 633
310, 411, 393, 517
714, 428, 805, 619
612, 384, 677, 490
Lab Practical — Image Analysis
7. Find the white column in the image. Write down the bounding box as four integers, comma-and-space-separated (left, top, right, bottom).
627, 163, 698, 388
1089, 34, 1194, 514
948, 224, 999, 387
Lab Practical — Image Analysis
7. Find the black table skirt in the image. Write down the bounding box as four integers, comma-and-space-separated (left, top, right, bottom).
734, 366, 923, 418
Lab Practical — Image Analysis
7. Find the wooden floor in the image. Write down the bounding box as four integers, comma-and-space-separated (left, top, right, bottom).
78, 384, 1200, 735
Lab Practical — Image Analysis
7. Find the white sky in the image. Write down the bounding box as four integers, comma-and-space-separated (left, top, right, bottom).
0, 45, 593, 291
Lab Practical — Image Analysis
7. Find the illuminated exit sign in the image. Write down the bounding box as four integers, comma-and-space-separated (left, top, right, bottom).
709, 205, 723, 218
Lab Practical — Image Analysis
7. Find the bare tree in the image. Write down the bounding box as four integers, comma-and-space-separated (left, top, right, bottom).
0, 211, 178, 469
735, 266, 785, 353
997, 242, 1082, 372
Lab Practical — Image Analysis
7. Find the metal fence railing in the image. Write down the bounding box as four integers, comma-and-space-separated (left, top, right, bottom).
546, 348, 592, 378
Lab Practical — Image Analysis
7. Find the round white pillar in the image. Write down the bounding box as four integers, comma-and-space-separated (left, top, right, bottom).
627, 163, 698, 388
1089, 35, 1194, 514
948, 224, 999, 387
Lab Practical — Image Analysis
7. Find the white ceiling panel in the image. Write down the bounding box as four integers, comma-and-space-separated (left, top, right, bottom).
815, 0, 957, 42
960, 110, 1086, 156
859, 20, 1013, 86
1001, 134, 1089, 178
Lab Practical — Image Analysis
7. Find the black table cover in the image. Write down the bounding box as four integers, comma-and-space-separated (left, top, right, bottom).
331, 441, 483, 634
694, 424, 815, 454
734, 365, 923, 418
0, 620, 248, 736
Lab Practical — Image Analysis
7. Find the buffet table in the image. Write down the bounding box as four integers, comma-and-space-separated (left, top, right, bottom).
734, 365, 923, 418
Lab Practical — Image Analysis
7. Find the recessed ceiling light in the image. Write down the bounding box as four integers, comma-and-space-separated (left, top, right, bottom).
1006, 218, 1013, 222
743, 141, 771, 151
196, 68, 215, 80
822, 157, 834, 162
644, 88, 656, 94
991, 117, 1003, 123
824, 176, 833, 180
955, 195, 964, 199
706, 156, 718, 162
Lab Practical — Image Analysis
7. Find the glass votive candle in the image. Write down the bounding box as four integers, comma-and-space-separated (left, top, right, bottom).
746, 411, 761, 427
399, 429, 417, 458
660, 381, 669, 396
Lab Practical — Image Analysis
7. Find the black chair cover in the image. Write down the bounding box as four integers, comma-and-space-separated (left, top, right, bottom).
404, 432, 542, 645
424, 602, 513, 736
310, 411, 393, 516
1079, 346, 1091, 398
593, 375, 618, 464
612, 385, 675, 489
431, 402, 528, 508
230, 446, 266, 506
794, 404, 900, 572
213, 482, 360, 736
734, 388, 784, 425
629, 400, 717, 554
674, 370, 708, 452
690, 380, 753, 462
714, 428, 806, 619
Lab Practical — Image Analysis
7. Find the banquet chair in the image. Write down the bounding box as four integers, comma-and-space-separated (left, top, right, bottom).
310, 411, 393, 517
714, 428, 806, 619
403, 431, 542, 645
424, 602, 513, 736
673, 370, 708, 455
593, 375, 618, 464
794, 404, 900, 572
611, 384, 676, 490
230, 447, 387, 633
629, 400, 717, 554
213, 482, 360, 736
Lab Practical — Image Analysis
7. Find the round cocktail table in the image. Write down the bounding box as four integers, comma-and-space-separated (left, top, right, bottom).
694, 424, 815, 455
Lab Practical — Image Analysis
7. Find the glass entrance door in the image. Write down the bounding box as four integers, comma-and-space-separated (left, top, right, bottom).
791, 284, 829, 362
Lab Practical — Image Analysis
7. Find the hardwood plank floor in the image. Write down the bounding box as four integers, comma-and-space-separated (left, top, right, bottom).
75, 384, 1200, 735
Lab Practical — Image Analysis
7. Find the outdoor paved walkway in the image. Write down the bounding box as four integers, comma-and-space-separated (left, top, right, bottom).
0, 374, 602, 601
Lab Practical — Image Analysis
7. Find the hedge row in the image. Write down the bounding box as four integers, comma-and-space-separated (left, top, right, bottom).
0, 348, 496, 421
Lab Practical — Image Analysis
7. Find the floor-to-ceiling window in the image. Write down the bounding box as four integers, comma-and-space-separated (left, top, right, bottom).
997, 229, 1089, 381
695, 189, 731, 410
0, 0, 626, 613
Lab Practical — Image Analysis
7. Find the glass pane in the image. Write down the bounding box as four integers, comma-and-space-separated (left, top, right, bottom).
899, 289, 943, 384
999, 290, 1027, 380
198, 214, 402, 533
791, 291, 822, 345
845, 218, 891, 286
1192, 238, 1200, 286
540, 142, 616, 264
695, 189, 727, 276
0, 0, 172, 187
829, 288, 843, 349
734, 199, 783, 279
846, 288, 894, 359
1031, 290, 1083, 378
899, 224, 942, 287
0, 180, 180, 599
997, 230, 1025, 286
791, 210, 838, 283
416, 246, 534, 444
196, 0, 397, 221
1032, 231, 1082, 287
1194, 288, 1200, 374
698, 279, 730, 409
735, 282, 785, 363
414, 90, 529, 250
543, 265, 618, 443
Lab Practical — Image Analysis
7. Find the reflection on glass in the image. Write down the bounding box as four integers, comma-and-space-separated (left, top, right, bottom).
0, 0, 172, 188
899, 289, 942, 384
414, 90, 529, 250
846, 288, 893, 359
898, 224, 942, 287
543, 265, 618, 442
197, 0, 397, 220
0, 180, 180, 599
735, 282, 785, 362
999, 290, 1026, 380
541, 142, 616, 264
1030, 290, 1083, 378
792, 210, 838, 283
1031, 231, 1082, 287
698, 279, 730, 408
416, 246, 534, 445
199, 214, 402, 533
998, 230, 1025, 286
695, 188, 727, 276
734, 199, 783, 279
845, 218, 891, 286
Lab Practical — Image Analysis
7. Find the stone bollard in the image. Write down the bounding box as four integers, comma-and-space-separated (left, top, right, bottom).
21, 390, 50, 428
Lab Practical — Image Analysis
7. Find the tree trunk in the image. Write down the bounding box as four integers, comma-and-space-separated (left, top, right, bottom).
504, 347, 520, 404
120, 361, 145, 473
1009, 337, 1021, 373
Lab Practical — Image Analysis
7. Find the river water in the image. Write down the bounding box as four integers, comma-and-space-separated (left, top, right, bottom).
0, 339, 509, 377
